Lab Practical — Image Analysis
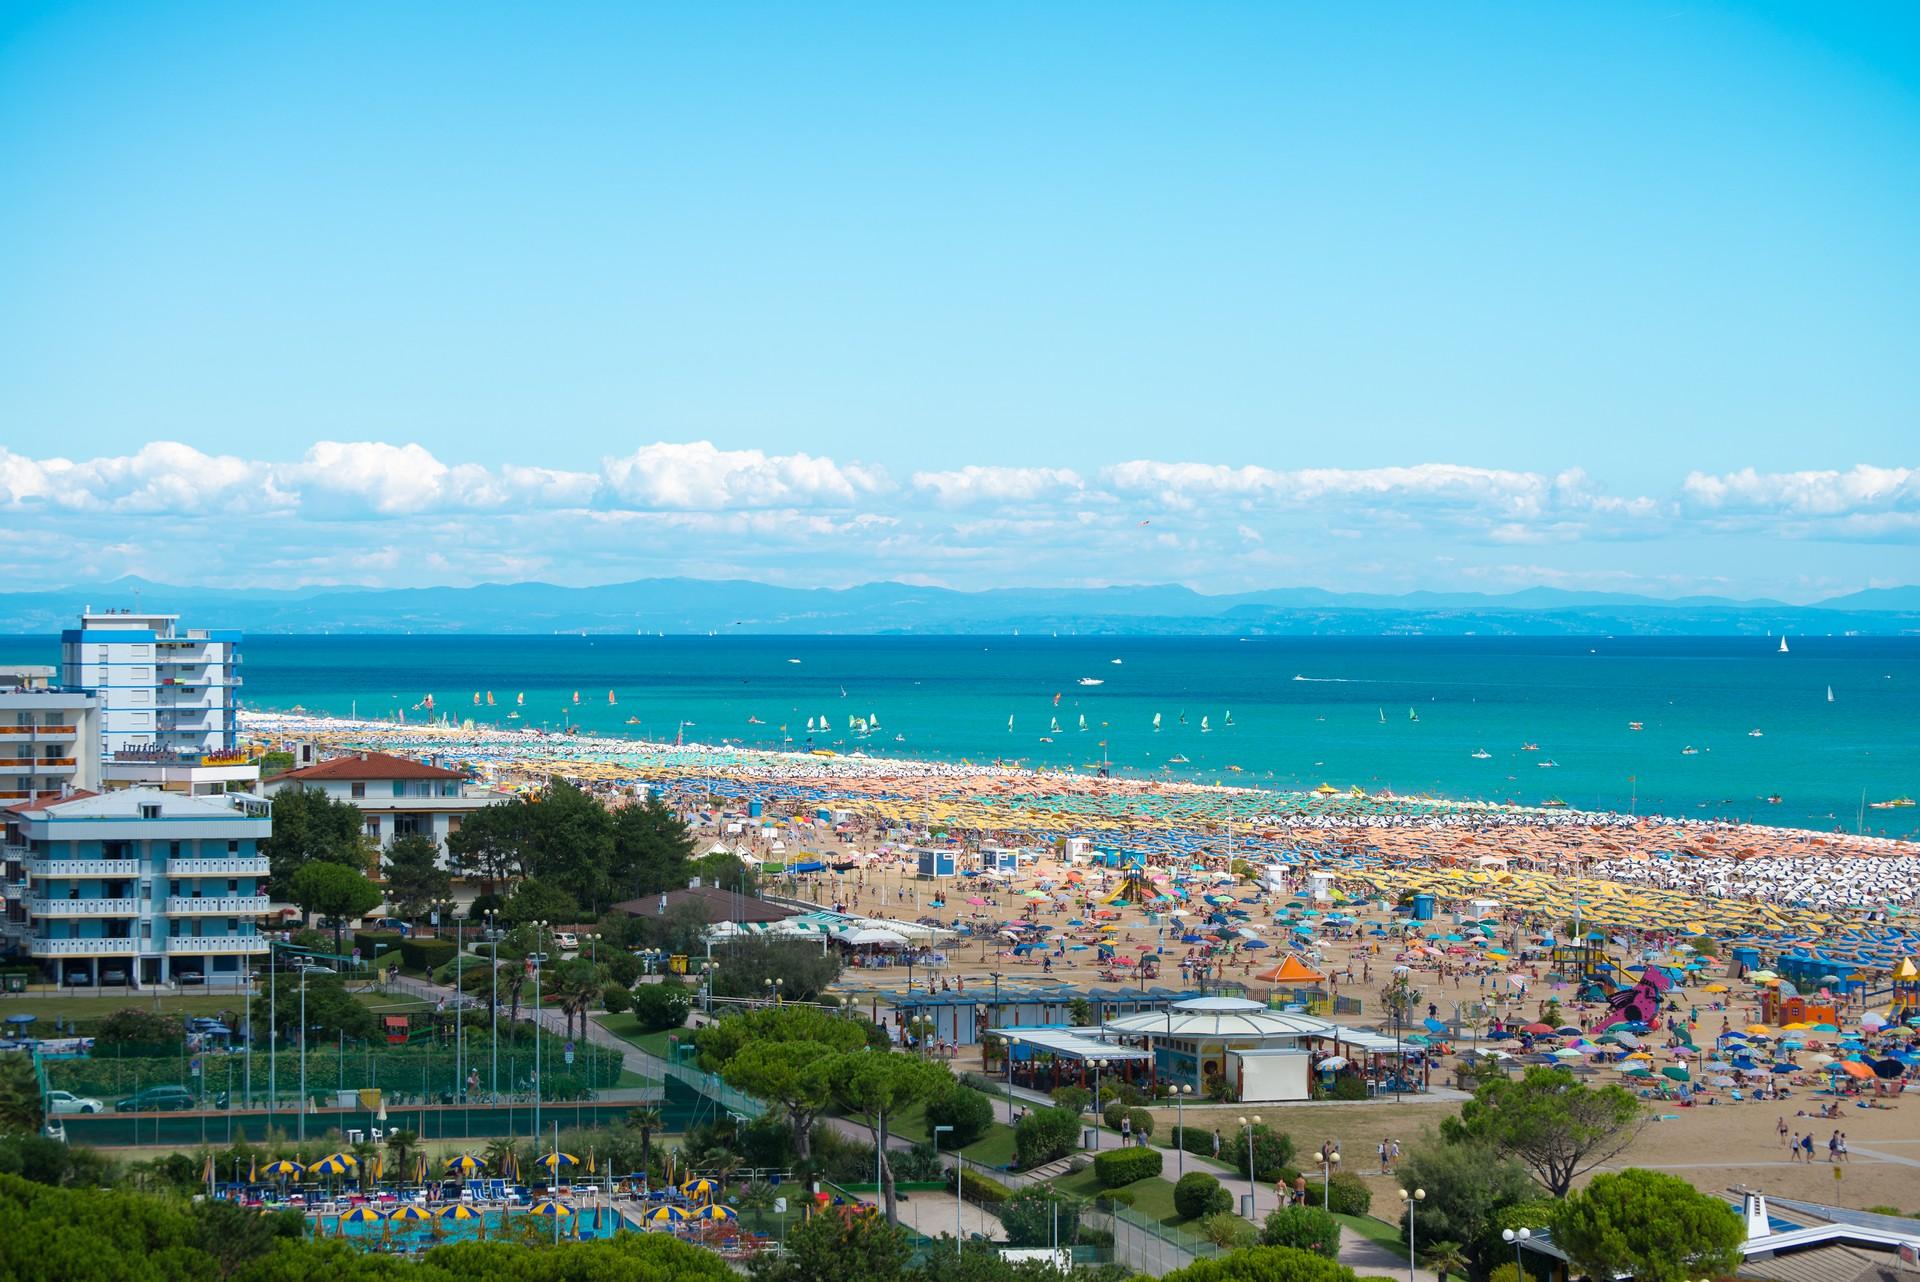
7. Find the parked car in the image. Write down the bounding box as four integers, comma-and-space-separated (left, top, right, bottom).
554, 933, 579, 951
98, 968, 130, 987
296, 961, 335, 974
45, 1090, 104, 1115
114, 1085, 196, 1113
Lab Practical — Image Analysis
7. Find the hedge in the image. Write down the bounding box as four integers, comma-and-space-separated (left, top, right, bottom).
956, 1168, 1013, 1206
1092, 1146, 1163, 1188
1014, 1107, 1081, 1169
352, 931, 405, 961
1325, 1170, 1372, 1215
399, 938, 457, 970
1172, 1124, 1225, 1159
1101, 1101, 1155, 1137
924, 1083, 996, 1148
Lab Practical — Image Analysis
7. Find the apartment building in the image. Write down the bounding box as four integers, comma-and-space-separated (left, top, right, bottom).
0, 666, 101, 805
2, 787, 272, 988
264, 750, 510, 866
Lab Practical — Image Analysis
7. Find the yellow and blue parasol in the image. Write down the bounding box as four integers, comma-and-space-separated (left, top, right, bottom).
696, 1204, 737, 1221
262, 1159, 304, 1179
644, 1205, 688, 1225
435, 1204, 480, 1220
338, 1206, 383, 1223
387, 1205, 432, 1222
444, 1153, 485, 1176
529, 1200, 574, 1217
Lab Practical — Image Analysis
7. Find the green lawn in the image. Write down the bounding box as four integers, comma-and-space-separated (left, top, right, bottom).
880, 1102, 1019, 1168
0, 994, 247, 1025
1334, 1212, 1404, 1250
1050, 1168, 1184, 1225
591, 1015, 688, 1061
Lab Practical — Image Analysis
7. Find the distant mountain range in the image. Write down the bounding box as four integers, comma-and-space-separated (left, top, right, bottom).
0, 576, 1916, 636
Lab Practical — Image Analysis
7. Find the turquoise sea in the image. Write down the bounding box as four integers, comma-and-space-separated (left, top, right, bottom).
5, 634, 1916, 837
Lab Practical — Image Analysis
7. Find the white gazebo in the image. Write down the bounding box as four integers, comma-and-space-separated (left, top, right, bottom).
1101, 996, 1343, 1100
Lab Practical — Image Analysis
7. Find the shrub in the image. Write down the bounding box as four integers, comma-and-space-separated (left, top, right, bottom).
956, 1168, 1012, 1206
1327, 1075, 1369, 1101
1173, 1124, 1224, 1159
398, 937, 456, 970
1000, 1185, 1083, 1246
1200, 1211, 1260, 1249
1051, 1085, 1093, 1115
1228, 1124, 1296, 1182
1262, 1206, 1341, 1258
1325, 1171, 1372, 1215
1103, 1186, 1137, 1207
352, 930, 405, 962
600, 982, 630, 1015
627, 979, 693, 1033
1101, 1101, 1155, 1137
1174, 1171, 1233, 1221
1014, 1107, 1081, 1169
924, 1083, 996, 1148
1092, 1146, 1162, 1188
1487, 1266, 1522, 1282
1161, 1246, 1359, 1282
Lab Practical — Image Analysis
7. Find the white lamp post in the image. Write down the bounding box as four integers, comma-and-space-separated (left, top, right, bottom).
934, 1123, 960, 1255
1503, 1226, 1531, 1280
1173, 1084, 1193, 1175
1239, 1114, 1263, 1217
1321, 1148, 1341, 1209
1399, 1187, 1426, 1282
1090, 1058, 1109, 1149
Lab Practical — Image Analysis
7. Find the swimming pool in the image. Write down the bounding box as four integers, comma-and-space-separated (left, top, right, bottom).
316, 1206, 625, 1245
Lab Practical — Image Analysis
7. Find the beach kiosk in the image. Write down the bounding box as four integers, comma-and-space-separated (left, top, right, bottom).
1306, 871, 1334, 904
916, 848, 956, 879
981, 845, 1024, 874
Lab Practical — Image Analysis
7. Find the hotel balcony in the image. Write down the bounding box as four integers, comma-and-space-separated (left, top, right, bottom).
0, 757, 78, 776
166, 856, 270, 877
165, 935, 268, 955
27, 896, 140, 917
0, 724, 79, 744
163, 895, 270, 915
27, 858, 142, 879
29, 937, 140, 957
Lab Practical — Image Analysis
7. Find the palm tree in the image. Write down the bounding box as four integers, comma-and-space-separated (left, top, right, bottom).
1423, 1240, 1470, 1282
558, 970, 600, 1040
624, 1107, 664, 1176
500, 962, 526, 1024
385, 1129, 420, 1184
0, 1055, 41, 1134
482, 1135, 519, 1178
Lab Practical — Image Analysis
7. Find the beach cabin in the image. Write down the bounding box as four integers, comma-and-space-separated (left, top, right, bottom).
980, 845, 1024, 874
915, 848, 956, 879
1063, 837, 1092, 862
1306, 871, 1334, 903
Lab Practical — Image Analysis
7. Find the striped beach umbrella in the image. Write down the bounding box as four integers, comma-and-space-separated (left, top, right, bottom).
540, 1152, 580, 1171
530, 1200, 574, 1218
696, 1204, 737, 1222
680, 1177, 717, 1198
339, 1206, 383, 1224
387, 1206, 432, 1222
309, 1153, 358, 1178
262, 1159, 305, 1179
444, 1154, 485, 1176
644, 1205, 687, 1225
435, 1204, 480, 1221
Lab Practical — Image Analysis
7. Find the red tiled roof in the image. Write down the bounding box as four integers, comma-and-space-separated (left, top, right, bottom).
268, 752, 466, 783
4, 789, 100, 815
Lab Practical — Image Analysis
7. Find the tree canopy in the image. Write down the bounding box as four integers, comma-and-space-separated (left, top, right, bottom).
831, 1051, 951, 1223
1552, 1169, 1744, 1282
259, 786, 365, 893
381, 833, 451, 922
1441, 1066, 1644, 1196
287, 861, 384, 954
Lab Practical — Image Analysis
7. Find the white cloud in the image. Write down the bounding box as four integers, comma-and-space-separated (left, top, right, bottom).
1681, 465, 1918, 516
911, 465, 1083, 505
1101, 460, 1564, 516
0, 442, 283, 512
602, 441, 885, 509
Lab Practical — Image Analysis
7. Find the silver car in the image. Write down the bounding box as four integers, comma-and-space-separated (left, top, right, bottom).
46, 1090, 104, 1114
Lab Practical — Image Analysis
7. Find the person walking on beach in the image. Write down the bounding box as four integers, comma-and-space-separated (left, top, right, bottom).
1801, 1132, 1815, 1162
1827, 1131, 1840, 1163
1787, 1132, 1799, 1162
1778, 1116, 1789, 1147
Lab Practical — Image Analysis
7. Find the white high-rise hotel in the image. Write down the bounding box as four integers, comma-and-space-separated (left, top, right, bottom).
61, 609, 243, 763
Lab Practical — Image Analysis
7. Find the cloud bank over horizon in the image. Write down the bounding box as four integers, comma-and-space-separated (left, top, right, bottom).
0, 440, 1912, 601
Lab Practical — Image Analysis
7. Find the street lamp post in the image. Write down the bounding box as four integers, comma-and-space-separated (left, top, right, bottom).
1238, 1114, 1263, 1217
297, 965, 308, 1142
1502, 1227, 1531, 1281
1091, 1059, 1109, 1150
1172, 1084, 1193, 1175
243, 966, 253, 1109
1321, 1149, 1341, 1209
450, 902, 464, 1096
486, 910, 498, 1101
532, 920, 545, 1142
933, 1124, 960, 1256
1399, 1187, 1426, 1282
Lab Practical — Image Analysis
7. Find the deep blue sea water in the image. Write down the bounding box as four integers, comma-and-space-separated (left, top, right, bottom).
5, 634, 1916, 836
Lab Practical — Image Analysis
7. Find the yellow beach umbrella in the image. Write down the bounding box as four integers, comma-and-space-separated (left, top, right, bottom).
436, 1204, 480, 1220
339, 1206, 383, 1223
387, 1205, 432, 1222
697, 1204, 738, 1221
645, 1205, 688, 1225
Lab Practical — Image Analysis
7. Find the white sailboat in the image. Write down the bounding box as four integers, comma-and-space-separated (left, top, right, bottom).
1008, 715, 1015, 732
1078, 713, 1088, 732
806, 716, 817, 732
1200, 715, 1211, 733
1377, 707, 1387, 725
1827, 685, 1835, 703
1223, 710, 1234, 727
1779, 636, 1789, 654
1152, 712, 1162, 731
870, 712, 881, 730
1050, 716, 1061, 734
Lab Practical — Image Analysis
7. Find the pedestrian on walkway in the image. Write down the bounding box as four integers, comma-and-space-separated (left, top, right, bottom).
1212, 1127, 1222, 1159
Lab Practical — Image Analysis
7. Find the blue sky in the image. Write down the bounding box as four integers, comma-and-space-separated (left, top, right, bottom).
0, 3, 1915, 599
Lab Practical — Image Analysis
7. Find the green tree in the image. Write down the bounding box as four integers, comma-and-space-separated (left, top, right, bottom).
923, 1081, 995, 1147
610, 793, 697, 897
288, 861, 384, 954
1175, 1171, 1233, 1220
693, 850, 757, 895
499, 877, 581, 928
551, 958, 602, 1039
268, 972, 377, 1043
628, 979, 693, 1033
447, 800, 534, 888
0, 1054, 43, 1133
1553, 1169, 1744, 1282
1423, 1241, 1470, 1282
749, 1204, 913, 1282
1159, 1245, 1360, 1282
1442, 1066, 1645, 1196
1392, 1136, 1537, 1279
831, 1050, 950, 1223
695, 1005, 871, 1072
710, 937, 845, 1004
521, 780, 618, 913
260, 785, 365, 891
623, 1106, 664, 1175
722, 1041, 838, 1164
384, 1128, 420, 1180
381, 833, 451, 922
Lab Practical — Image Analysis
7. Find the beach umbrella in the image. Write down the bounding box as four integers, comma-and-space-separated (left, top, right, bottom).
644, 1205, 688, 1225
262, 1159, 305, 1179
1660, 1065, 1690, 1082
444, 1153, 485, 1176
1619, 1065, 1652, 1078
681, 1178, 718, 1198
697, 1204, 738, 1221
310, 1153, 358, 1178
436, 1204, 480, 1220
339, 1206, 383, 1224
387, 1206, 432, 1222
541, 1152, 580, 1171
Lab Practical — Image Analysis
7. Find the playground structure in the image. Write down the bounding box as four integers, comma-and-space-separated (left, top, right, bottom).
1758, 981, 1840, 1029
1550, 931, 1627, 1001
1881, 956, 1920, 1023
